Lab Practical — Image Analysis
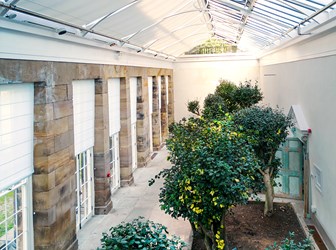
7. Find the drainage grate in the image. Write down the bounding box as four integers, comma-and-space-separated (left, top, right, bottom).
151, 152, 158, 159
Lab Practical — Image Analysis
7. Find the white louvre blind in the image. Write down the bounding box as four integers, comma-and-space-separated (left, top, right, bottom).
165, 76, 169, 105
73, 80, 95, 155
130, 78, 137, 124
148, 77, 153, 115
0, 84, 34, 191
158, 77, 161, 109
108, 78, 121, 136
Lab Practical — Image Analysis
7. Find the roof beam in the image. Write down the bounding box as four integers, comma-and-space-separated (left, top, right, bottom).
144, 20, 211, 50
121, 0, 195, 42
81, 0, 139, 36
0, 0, 20, 16
157, 30, 212, 51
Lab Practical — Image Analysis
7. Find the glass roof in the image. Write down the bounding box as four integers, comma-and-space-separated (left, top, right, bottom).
0, 0, 335, 57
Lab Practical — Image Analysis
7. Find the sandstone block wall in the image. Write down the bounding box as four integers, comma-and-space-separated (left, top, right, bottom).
0, 59, 173, 250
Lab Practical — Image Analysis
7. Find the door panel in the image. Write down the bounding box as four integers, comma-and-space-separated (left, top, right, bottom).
275, 137, 303, 199
75, 148, 94, 231
131, 123, 137, 171
110, 133, 120, 194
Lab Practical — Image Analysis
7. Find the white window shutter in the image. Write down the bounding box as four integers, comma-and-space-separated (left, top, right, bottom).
73, 80, 95, 155
108, 78, 121, 136
0, 84, 34, 191
165, 76, 169, 105
130, 78, 137, 125
148, 77, 153, 115
158, 77, 161, 109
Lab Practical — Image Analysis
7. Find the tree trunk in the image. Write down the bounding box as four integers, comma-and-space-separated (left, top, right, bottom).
263, 167, 274, 216
220, 213, 229, 250
203, 234, 212, 250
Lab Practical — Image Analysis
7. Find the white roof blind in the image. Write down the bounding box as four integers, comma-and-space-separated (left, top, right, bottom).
130, 78, 137, 125
108, 78, 121, 136
0, 84, 34, 191
73, 80, 95, 155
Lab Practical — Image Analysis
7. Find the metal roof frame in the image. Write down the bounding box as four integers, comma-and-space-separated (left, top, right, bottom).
0, 0, 335, 56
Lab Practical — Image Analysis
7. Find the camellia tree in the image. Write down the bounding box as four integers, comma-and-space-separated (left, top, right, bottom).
187, 79, 263, 118
233, 106, 293, 216
150, 116, 261, 250
215, 79, 263, 113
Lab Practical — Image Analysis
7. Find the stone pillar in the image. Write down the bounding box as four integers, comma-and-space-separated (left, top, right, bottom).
168, 75, 175, 125
136, 77, 151, 167
152, 76, 162, 150
33, 80, 77, 250
160, 76, 169, 141
93, 78, 112, 214
119, 78, 134, 185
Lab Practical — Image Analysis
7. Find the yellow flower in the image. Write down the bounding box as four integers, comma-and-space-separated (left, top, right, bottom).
235, 178, 240, 183
217, 239, 225, 250
210, 190, 215, 196
192, 207, 203, 214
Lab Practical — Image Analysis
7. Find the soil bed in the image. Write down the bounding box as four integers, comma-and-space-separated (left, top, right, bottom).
192, 202, 307, 250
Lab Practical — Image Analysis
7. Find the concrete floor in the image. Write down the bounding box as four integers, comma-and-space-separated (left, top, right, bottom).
78, 147, 320, 250
78, 147, 192, 250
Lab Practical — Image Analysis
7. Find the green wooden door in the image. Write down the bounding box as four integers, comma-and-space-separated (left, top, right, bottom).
274, 138, 303, 199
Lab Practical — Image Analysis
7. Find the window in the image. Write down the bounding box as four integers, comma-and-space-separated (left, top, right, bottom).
0, 179, 32, 250
0, 84, 34, 249
109, 134, 120, 194
72, 80, 95, 231
108, 78, 121, 193
75, 148, 94, 231
314, 164, 322, 193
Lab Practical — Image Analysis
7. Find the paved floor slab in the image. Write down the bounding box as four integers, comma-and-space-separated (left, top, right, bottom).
78, 147, 192, 250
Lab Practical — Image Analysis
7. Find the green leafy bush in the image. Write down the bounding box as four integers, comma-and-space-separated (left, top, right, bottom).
187, 100, 201, 116
233, 106, 293, 216
98, 217, 187, 250
203, 94, 227, 120
234, 80, 263, 110
265, 232, 312, 250
150, 116, 260, 250
214, 79, 238, 113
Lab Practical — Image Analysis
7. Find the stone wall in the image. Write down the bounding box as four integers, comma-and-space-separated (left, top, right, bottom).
0, 59, 173, 250
160, 76, 169, 141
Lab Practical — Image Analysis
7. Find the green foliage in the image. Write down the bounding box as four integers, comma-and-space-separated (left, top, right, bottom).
185, 39, 238, 55
98, 217, 187, 250
187, 100, 201, 116
215, 79, 263, 113
203, 94, 227, 120
187, 79, 262, 119
150, 116, 260, 249
233, 106, 292, 172
234, 80, 263, 110
233, 106, 293, 215
265, 232, 312, 250
0, 191, 14, 238
214, 80, 238, 113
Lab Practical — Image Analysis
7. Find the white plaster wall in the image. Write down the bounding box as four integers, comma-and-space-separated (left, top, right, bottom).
173, 56, 259, 121
260, 36, 336, 247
